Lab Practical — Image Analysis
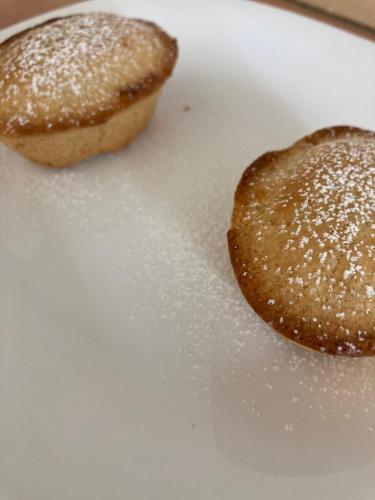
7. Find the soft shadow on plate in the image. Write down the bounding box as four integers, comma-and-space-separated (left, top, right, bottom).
211, 331, 375, 477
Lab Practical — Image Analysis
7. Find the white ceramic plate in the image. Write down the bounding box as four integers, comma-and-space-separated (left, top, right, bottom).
1, 1, 375, 498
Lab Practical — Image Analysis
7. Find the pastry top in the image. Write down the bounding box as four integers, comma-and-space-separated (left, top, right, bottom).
228, 126, 375, 356
0, 13, 177, 136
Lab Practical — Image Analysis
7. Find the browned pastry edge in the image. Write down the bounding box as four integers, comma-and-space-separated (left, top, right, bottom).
0, 15, 178, 136
228, 126, 375, 357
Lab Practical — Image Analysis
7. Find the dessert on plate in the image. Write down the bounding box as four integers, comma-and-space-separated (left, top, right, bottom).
0, 13, 178, 167
228, 126, 375, 356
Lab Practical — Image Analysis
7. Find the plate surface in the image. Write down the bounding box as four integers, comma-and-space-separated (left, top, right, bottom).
1, 1, 375, 499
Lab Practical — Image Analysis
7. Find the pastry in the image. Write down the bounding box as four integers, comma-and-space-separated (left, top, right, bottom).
228, 126, 375, 356
0, 13, 177, 167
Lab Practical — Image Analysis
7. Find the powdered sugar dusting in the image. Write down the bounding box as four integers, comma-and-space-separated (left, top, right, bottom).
0, 13, 176, 134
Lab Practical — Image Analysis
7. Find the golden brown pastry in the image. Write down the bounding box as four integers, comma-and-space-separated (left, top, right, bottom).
0, 13, 177, 167
228, 126, 375, 356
